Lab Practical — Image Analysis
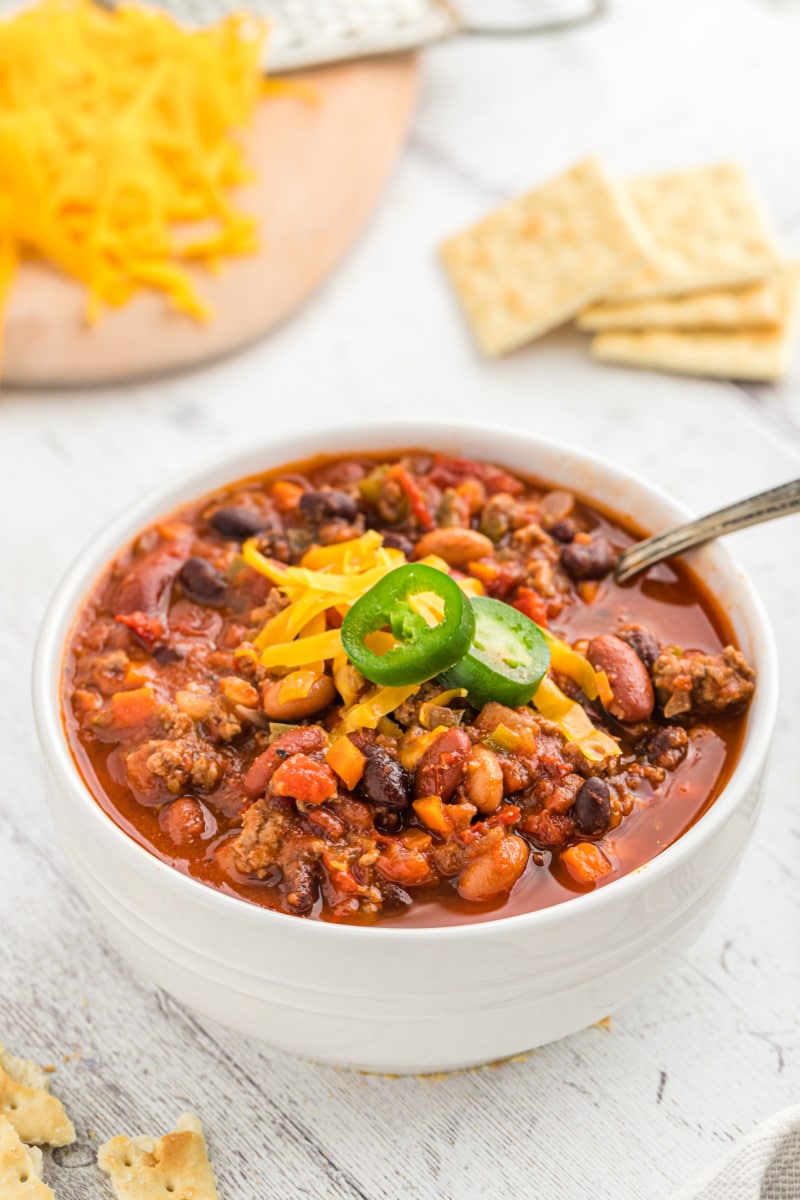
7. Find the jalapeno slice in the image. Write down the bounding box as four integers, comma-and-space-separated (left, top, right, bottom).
341, 563, 475, 686
439, 596, 550, 709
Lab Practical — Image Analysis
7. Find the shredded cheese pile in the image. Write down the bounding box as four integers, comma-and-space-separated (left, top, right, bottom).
0, 0, 271, 329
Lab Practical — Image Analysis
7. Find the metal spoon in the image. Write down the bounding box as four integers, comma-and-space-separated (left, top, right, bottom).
614, 477, 800, 584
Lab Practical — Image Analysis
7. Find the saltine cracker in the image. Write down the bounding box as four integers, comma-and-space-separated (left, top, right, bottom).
0, 1043, 75, 1148
0, 1116, 54, 1199
98, 1112, 219, 1200
604, 162, 780, 302
578, 276, 784, 332
440, 157, 652, 356
591, 265, 800, 381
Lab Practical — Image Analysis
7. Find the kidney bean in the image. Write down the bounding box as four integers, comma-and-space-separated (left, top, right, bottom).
380, 530, 416, 557
114, 529, 192, 615
243, 726, 327, 797
312, 460, 366, 488
160, 797, 206, 846
559, 535, 616, 581
179, 557, 227, 606
209, 506, 271, 540
587, 633, 655, 722
617, 623, 660, 670
260, 674, 336, 722
358, 746, 411, 812
548, 518, 576, 543
299, 490, 358, 523
570, 777, 611, 836
457, 834, 528, 902
282, 857, 319, 914
414, 727, 471, 800
413, 527, 494, 566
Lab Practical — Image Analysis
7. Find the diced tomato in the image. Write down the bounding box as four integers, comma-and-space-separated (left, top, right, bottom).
375, 841, 432, 886
429, 456, 525, 496
512, 586, 548, 627
115, 611, 165, 650
271, 754, 338, 805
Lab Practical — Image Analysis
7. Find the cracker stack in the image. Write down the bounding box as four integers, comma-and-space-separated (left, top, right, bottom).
441, 158, 799, 382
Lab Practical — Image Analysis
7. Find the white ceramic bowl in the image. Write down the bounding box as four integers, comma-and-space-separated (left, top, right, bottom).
33, 421, 778, 1074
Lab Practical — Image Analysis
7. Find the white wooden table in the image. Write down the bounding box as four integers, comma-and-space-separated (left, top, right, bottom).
2, 2, 800, 1196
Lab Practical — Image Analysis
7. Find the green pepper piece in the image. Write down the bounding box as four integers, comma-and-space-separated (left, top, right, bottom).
341, 564, 475, 687
439, 596, 550, 709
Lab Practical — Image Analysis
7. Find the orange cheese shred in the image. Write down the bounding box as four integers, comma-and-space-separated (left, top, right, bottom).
0, 0, 273, 335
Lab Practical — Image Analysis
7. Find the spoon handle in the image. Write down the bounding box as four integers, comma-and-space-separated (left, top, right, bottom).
614, 477, 800, 584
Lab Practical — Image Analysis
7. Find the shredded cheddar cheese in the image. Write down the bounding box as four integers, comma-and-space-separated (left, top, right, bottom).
0, 0, 274, 333
532, 676, 620, 762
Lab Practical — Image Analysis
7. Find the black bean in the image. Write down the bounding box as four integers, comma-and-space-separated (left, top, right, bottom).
209, 506, 270, 540
153, 644, 183, 665
618, 623, 660, 670
381, 881, 412, 909
548, 518, 576, 543
358, 746, 411, 811
381, 530, 416, 556
560, 535, 617, 581
179, 557, 227, 606
570, 777, 611, 836
299, 489, 358, 523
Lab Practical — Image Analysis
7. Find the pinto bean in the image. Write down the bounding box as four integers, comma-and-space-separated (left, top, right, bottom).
160, 797, 207, 846
559, 535, 616, 581
464, 745, 504, 814
539, 489, 575, 525
260, 673, 336, 722
414, 727, 471, 801
457, 834, 529, 902
179, 557, 227, 606
358, 746, 411, 812
299, 490, 358, 523
209, 506, 271, 540
570, 777, 611, 836
243, 726, 327, 797
587, 634, 655, 722
413, 527, 494, 566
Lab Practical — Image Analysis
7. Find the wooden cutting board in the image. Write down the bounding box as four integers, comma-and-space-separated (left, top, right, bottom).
2, 54, 418, 387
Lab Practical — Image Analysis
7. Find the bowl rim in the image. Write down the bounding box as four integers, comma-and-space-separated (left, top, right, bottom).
32, 417, 779, 942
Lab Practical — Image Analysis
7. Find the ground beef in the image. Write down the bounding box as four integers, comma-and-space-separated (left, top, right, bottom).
641, 725, 689, 770
124, 736, 223, 802
653, 646, 756, 717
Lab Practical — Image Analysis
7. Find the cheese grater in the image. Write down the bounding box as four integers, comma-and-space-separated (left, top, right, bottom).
154, 0, 460, 71
32, 0, 602, 73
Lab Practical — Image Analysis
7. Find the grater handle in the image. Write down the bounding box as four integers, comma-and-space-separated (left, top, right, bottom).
460, 0, 606, 37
